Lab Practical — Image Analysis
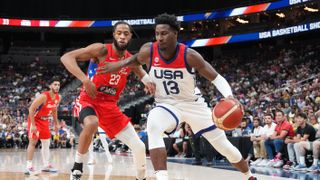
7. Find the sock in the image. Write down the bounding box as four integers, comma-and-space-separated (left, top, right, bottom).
155, 170, 168, 180
88, 142, 94, 162
75, 151, 85, 163
27, 160, 32, 169
136, 168, 146, 180
313, 159, 318, 166
299, 156, 306, 165
244, 170, 253, 179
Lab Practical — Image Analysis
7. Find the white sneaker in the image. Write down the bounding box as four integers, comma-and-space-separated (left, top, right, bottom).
266, 159, 276, 167
42, 164, 58, 172
87, 158, 96, 165
250, 158, 262, 166
25, 167, 40, 176
257, 159, 269, 167
70, 170, 82, 180
273, 160, 284, 168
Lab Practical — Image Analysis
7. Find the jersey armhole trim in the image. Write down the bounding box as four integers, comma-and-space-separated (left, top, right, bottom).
184, 47, 195, 74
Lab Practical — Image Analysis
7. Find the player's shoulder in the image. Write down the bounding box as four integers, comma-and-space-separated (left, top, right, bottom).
185, 48, 203, 61
141, 42, 153, 50
86, 43, 108, 55
35, 93, 48, 102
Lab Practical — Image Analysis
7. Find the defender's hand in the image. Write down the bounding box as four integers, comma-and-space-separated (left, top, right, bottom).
144, 82, 156, 95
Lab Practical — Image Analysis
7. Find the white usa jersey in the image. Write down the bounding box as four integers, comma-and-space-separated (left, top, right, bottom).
148, 42, 198, 105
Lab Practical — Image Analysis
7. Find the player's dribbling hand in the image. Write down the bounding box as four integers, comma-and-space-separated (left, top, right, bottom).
225, 96, 244, 112
83, 79, 97, 99
144, 82, 156, 95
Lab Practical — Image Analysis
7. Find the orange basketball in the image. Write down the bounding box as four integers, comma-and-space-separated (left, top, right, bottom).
212, 98, 244, 131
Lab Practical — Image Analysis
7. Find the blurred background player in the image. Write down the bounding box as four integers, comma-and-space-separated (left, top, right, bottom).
61, 21, 155, 180
25, 78, 61, 175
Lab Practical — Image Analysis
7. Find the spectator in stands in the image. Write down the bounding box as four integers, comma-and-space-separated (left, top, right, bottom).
232, 120, 252, 137
255, 113, 277, 167
249, 118, 266, 166
265, 109, 295, 168
303, 126, 320, 172
283, 112, 316, 169
0, 127, 6, 148
310, 115, 319, 130
289, 113, 316, 170
282, 103, 291, 116
172, 123, 190, 158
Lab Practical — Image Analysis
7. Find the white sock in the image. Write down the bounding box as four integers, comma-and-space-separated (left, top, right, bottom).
155, 170, 168, 180
40, 139, 50, 167
299, 156, 306, 166
27, 160, 32, 169
75, 151, 86, 163
313, 159, 318, 166
88, 142, 94, 161
244, 170, 253, 179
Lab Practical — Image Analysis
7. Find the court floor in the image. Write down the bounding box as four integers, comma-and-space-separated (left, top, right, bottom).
0, 148, 293, 180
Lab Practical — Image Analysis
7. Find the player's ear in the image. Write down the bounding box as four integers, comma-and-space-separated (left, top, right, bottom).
173, 30, 178, 36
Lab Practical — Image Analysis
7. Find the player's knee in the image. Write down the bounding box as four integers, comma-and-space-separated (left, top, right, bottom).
135, 140, 146, 154
147, 117, 161, 135
84, 119, 98, 130
224, 144, 242, 163
205, 133, 242, 163
129, 138, 145, 154
29, 139, 38, 146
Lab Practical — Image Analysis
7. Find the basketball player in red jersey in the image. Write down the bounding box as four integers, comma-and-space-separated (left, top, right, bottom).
26, 78, 61, 175
61, 21, 155, 180
98, 14, 256, 180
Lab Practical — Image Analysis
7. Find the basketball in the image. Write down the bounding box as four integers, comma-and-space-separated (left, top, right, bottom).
212, 98, 244, 131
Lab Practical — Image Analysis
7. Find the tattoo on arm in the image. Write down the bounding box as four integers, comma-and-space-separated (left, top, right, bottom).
99, 46, 107, 56
121, 54, 139, 67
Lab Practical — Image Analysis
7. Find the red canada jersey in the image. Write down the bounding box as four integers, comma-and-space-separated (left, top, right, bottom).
33, 91, 60, 119
79, 43, 131, 103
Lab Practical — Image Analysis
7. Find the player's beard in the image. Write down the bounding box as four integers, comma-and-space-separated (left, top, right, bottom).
113, 39, 129, 51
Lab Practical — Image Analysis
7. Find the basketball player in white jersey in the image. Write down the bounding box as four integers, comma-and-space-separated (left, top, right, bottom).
98, 13, 256, 180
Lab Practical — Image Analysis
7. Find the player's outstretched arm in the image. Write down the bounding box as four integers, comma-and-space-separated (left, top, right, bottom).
61, 43, 107, 99
60, 43, 107, 82
97, 42, 152, 74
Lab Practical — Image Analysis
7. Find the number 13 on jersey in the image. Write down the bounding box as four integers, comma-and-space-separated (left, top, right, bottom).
162, 80, 180, 95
